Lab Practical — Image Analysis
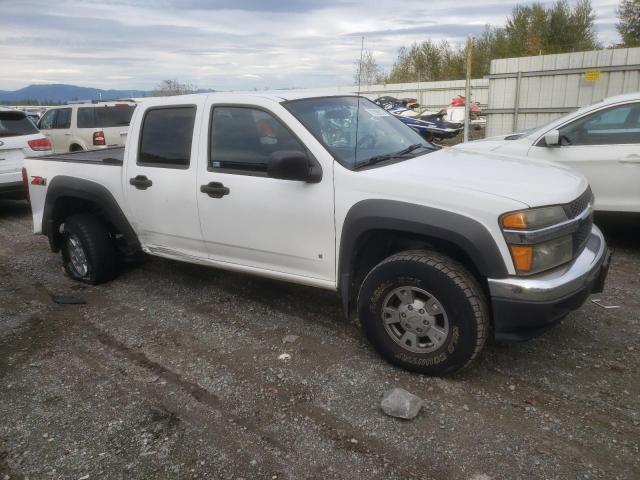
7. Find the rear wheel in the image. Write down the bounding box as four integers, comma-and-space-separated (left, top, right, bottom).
61, 214, 116, 284
357, 250, 488, 375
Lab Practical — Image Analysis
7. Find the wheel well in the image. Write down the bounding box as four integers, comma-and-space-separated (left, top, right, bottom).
348, 229, 488, 311
69, 144, 84, 152
49, 196, 117, 250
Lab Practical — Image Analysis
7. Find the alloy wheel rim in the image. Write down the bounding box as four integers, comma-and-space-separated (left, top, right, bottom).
382, 286, 449, 354
67, 235, 89, 278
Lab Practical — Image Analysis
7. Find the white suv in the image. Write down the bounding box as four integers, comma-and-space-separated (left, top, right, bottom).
38, 101, 136, 153
0, 108, 51, 199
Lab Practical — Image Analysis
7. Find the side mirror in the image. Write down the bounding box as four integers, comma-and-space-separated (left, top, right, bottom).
544, 129, 560, 146
267, 150, 322, 183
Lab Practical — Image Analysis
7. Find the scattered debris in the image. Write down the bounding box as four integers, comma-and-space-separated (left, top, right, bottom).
380, 388, 424, 420
50, 293, 86, 305
282, 334, 299, 344
591, 299, 621, 309
277, 353, 291, 361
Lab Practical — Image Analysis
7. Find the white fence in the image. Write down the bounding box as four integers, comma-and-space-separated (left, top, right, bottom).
484, 47, 640, 137
321, 79, 489, 111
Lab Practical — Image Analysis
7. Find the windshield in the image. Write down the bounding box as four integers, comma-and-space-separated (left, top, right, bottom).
77, 105, 135, 128
284, 96, 433, 169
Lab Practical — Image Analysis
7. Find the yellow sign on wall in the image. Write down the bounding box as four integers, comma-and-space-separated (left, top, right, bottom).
584, 69, 601, 82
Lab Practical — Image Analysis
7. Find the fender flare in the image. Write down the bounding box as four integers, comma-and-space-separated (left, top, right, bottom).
42, 175, 140, 253
337, 199, 509, 316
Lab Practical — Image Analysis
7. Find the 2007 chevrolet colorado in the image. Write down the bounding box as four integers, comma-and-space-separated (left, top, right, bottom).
23, 92, 610, 375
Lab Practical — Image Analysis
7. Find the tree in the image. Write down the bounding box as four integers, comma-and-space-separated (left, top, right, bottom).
617, 0, 640, 47
354, 49, 386, 86
386, 0, 600, 83
150, 79, 196, 96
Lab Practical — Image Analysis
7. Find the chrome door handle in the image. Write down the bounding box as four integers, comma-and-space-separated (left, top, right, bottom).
64, 133, 72, 136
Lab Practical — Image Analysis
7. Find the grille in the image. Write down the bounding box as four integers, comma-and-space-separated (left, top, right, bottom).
564, 187, 593, 219
573, 214, 593, 255
563, 187, 594, 257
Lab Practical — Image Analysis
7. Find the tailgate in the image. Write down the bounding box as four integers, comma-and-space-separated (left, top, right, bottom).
103, 126, 129, 147
0, 135, 32, 174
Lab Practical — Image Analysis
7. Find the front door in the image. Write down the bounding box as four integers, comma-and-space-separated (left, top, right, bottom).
196, 100, 336, 283
125, 103, 206, 259
528, 101, 640, 212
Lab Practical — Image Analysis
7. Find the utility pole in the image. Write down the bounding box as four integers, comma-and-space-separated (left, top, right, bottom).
463, 35, 472, 143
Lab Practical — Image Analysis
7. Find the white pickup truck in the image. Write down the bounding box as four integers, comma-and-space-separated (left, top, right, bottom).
23, 92, 610, 375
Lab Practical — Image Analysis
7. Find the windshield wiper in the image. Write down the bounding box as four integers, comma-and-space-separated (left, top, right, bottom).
353, 143, 427, 170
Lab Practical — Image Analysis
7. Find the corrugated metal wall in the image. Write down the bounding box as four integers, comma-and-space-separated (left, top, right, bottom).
322, 79, 489, 110
485, 47, 640, 137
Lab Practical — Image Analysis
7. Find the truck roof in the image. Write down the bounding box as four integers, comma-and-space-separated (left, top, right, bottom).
138, 90, 356, 105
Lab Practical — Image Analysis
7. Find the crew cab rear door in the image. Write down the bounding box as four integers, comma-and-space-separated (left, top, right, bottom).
195, 96, 336, 284
124, 99, 207, 259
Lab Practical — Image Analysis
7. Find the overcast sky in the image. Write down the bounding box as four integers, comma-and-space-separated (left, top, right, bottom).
0, 0, 623, 91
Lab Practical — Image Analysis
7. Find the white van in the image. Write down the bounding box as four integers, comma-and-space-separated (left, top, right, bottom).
38, 101, 136, 153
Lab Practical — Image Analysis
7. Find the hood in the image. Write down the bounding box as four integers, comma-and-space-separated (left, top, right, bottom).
453, 135, 531, 152
363, 147, 588, 208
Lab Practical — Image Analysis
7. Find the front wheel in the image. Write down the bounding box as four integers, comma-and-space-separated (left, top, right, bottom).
357, 250, 488, 375
61, 214, 116, 284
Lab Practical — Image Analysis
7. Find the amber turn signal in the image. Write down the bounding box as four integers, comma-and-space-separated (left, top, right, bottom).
502, 212, 528, 229
510, 245, 533, 272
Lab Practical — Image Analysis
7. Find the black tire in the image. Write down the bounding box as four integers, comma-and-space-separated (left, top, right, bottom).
61, 214, 116, 284
357, 250, 488, 375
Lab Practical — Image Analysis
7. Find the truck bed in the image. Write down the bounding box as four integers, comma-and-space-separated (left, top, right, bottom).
33, 147, 124, 165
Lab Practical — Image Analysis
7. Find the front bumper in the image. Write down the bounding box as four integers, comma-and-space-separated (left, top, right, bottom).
488, 225, 610, 342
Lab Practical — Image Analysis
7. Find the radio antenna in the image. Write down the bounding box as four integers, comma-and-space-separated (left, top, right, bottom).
354, 36, 364, 164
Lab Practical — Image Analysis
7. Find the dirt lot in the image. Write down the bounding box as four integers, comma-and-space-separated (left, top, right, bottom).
1, 200, 638, 480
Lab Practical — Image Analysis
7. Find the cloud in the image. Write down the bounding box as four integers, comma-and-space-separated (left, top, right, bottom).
0, 0, 621, 91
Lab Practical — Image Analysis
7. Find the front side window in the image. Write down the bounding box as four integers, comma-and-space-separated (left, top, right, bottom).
77, 105, 135, 128
284, 96, 433, 168
54, 108, 71, 129
38, 110, 56, 130
559, 102, 640, 146
0, 111, 39, 137
138, 106, 196, 168
210, 107, 306, 173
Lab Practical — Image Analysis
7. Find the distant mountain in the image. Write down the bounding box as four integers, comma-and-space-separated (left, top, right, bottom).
0, 84, 149, 104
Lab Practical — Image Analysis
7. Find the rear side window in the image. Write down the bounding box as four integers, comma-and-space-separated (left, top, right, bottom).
54, 108, 72, 129
0, 111, 39, 137
77, 105, 135, 128
138, 106, 196, 168
39, 110, 56, 129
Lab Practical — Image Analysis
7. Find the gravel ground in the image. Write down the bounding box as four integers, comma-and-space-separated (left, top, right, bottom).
1, 200, 638, 480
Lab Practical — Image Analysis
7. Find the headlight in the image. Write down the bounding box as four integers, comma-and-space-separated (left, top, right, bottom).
501, 206, 567, 230
500, 206, 573, 275
509, 235, 573, 274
